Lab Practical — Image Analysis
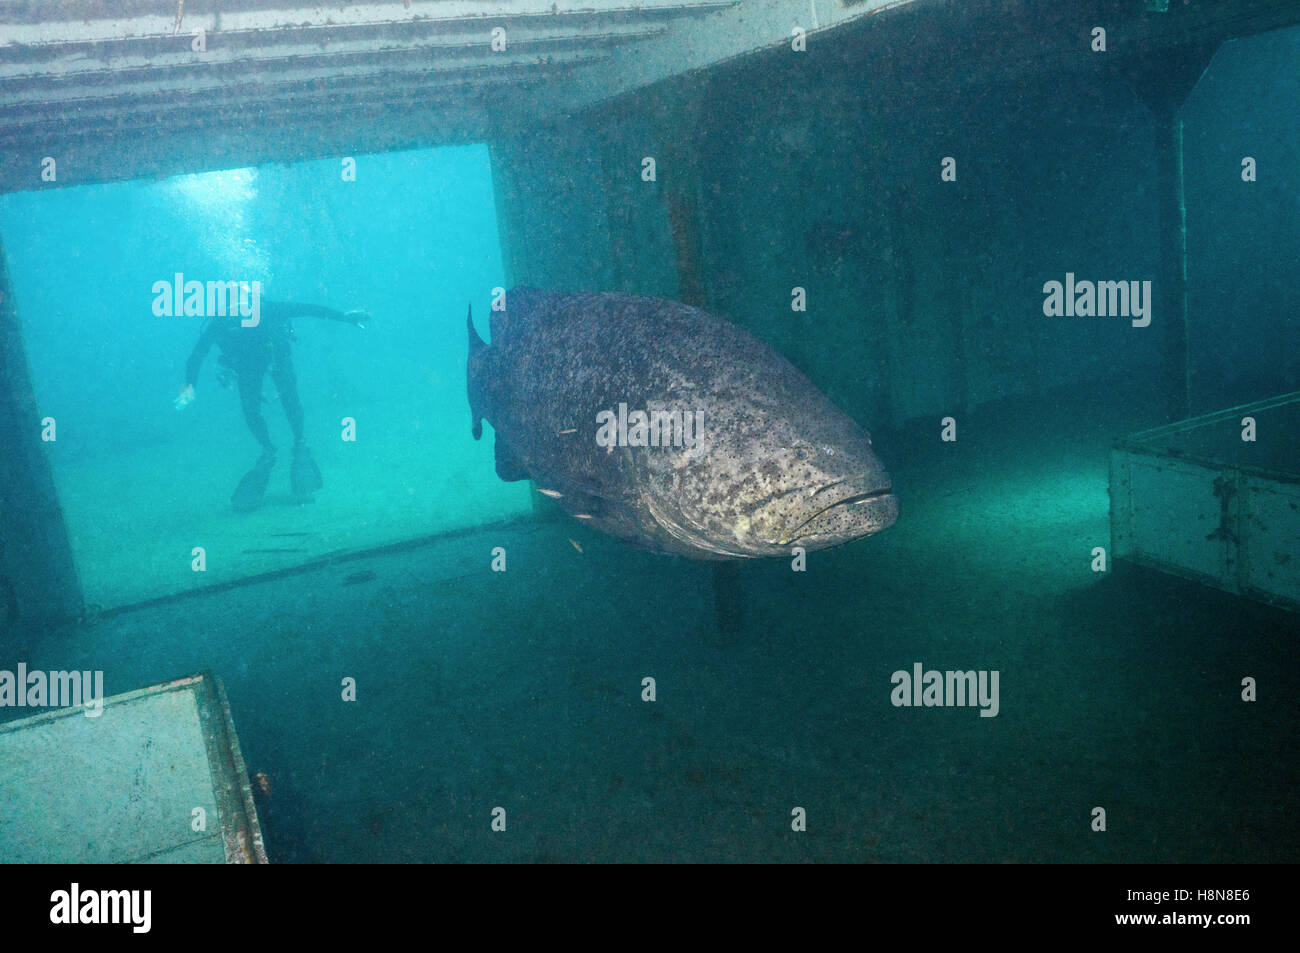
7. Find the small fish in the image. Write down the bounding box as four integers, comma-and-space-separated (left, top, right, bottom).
342, 570, 377, 586
569, 539, 583, 553
557, 428, 577, 435
573, 513, 593, 520
537, 488, 563, 499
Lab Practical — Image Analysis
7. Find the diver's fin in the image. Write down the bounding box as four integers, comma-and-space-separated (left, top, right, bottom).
493, 438, 530, 482
467, 303, 487, 441
232, 451, 276, 512
291, 443, 323, 500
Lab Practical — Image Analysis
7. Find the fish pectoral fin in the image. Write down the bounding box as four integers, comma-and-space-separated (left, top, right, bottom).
494, 438, 531, 482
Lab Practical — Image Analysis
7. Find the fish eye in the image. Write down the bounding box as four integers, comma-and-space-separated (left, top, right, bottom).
795, 449, 806, 460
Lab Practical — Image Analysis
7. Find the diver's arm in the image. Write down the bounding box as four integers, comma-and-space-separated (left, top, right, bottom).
184, 320, 225, 388
176, 323, 221, 410
262, 300, 371, 328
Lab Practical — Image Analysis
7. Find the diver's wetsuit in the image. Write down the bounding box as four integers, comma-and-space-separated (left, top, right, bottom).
185, 301, 347, 453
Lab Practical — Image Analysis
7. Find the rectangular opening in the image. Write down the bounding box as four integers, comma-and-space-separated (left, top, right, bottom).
0, 145, 530, 611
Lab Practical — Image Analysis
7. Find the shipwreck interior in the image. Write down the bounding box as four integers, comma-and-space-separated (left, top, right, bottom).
0, 1, 1296, 864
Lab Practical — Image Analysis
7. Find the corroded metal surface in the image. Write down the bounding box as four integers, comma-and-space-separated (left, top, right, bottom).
0, 0, 914, 191
0, 671, 269, 863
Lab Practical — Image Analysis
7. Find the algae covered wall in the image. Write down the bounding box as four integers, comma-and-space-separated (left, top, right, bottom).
490, 106, 680, 301
487, 22, 1296, 431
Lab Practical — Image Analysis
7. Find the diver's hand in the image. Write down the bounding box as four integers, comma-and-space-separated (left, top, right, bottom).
344, 309, 371, 329
174, 385, 195, 411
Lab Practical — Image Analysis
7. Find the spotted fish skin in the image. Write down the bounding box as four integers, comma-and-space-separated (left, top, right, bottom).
467, 287, 897, 559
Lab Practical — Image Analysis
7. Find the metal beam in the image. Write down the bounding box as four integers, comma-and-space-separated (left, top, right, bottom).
0, 229, 85, 626
0, 24, 663, 88
0, 46, 618, 115
0, 1, 737, 44
4, 0, 1294, 193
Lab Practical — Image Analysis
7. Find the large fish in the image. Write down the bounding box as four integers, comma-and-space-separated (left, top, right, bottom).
467, 287, 897, 559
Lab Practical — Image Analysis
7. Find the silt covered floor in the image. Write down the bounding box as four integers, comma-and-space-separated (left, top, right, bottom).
6, 386, 1297, 863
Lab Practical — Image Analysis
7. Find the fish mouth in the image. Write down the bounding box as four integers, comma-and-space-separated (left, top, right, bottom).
829, 486, 894, 507
776, 482, 897, 547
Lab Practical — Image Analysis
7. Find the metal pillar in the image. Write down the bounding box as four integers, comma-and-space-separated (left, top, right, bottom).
0, 229, 84, 628
652, 81, 747, 640
1153, 101, 1190, 421
1125, 41, 1219, 422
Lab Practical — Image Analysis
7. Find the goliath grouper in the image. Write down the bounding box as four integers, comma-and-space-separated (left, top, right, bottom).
467, 287, 897, 559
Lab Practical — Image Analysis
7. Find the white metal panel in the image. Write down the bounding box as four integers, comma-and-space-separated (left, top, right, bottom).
1125, 456, 1230, 585
1240, 475, 1300, 607
1109, 448, 1135, 559
0, 672, 265, 863
1112, 391, 1300, 611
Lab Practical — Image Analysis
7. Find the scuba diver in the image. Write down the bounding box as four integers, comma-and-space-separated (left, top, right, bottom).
175, 300, 370, 512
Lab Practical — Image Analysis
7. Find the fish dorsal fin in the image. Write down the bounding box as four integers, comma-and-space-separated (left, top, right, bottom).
467, 302, 488, 440
467, 302, 487, 354
489, 286, 555, 348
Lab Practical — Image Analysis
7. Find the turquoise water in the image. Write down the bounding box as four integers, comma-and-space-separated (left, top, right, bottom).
0, 146, 532, 610
0, 146, 506, 465
1, 17, 1297, 864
